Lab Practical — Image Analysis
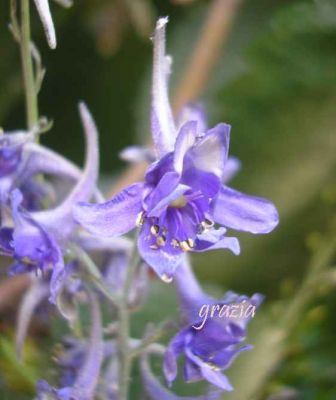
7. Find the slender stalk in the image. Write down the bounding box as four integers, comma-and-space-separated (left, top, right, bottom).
117, 240, 140, 400
20, 0, 38, 129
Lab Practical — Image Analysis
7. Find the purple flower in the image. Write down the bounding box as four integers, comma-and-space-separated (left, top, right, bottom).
73, 18, 279, 281
0, 103, 99, 305
0, 120, 100, 212
163, 258, 263, 392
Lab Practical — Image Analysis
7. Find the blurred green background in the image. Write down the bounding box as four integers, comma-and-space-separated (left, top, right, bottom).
0, 0, 336, 399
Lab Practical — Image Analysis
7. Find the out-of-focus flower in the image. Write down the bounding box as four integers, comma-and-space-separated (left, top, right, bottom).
0, 103, 99, 305
163, 258, 263, 391
37, 291, 104, 400
141, 349, 222, 400
33, 0, 73, 49
74, 18, 279, 282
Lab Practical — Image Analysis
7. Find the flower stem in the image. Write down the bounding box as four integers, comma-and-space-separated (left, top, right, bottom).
118, 240, 140, 400
20, 0, 38, 129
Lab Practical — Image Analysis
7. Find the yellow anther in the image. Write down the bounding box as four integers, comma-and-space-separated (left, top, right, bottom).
150, 225, 160, 236
156, 236, 166, 247
136, 211, 145, 227
171, 239, 180, 248
180, 240, 192, 252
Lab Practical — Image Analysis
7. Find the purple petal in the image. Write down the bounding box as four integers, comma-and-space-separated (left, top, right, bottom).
163, 331, 187, 384
147, 173, 190, 217
183, 359, 203, 383
74, 182, 143, 236
16, 279, 49, 359
213, 186, 279, 234
222, 156, 241, 183
181, 168, 221, 199
142, 352, 222, 400
189, 123, 230, 178
186, 349, 233, 391
195, 228, 240, 255
138, 221, 182, 279
176, 103, 208, 136
173, 121, 197, 174
151, 17, 177, 155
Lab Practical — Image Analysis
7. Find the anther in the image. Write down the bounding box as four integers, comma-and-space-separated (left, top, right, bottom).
171, 239, 180, 248
201, 218, 214, 230
136, 211, 145, 227
180, 240, 192, 252
150, 225, 160, 236
156, 236, 166, 247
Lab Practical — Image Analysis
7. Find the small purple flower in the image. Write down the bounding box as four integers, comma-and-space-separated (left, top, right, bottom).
163, 258, 263, 392
74, 18, 279, 281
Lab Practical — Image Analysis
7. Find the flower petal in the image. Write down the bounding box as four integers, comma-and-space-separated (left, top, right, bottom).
195, 229, 240, 255
176, 103, 208, 136
163, 331, 187, 384
222, 156, 241, 184
33, 0, 57, 49
213, 186, 279, 234
142, 352, 222, 400
189, 123, 230, 178
186, 349, 233, 391
74, 182, 143, 237
147, 172, 190, 217
151, 17, 177, 155
173, 121, 197, 174
138, 221, 182, 279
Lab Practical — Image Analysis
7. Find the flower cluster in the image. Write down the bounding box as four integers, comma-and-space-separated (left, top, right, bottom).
1, 11, 279, 400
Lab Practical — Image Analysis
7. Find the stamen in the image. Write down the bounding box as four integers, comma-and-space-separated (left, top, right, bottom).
201, 218, 214, 231
150, 225, 160, 236
171, 239, 180, 248
136, 211, 145, 227
180, 240, 193, 252
187, 238, 194, 248
160, 273, 173, 283
156, 236, 166, 247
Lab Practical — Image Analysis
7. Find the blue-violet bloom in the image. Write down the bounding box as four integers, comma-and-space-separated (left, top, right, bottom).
73, 18, 279, 281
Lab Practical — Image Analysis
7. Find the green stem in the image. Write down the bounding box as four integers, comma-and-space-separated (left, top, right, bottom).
118, 239, 140, 400
20, 0, 38, 129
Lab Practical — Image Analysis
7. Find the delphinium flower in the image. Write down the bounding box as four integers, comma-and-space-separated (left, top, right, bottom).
33, 0, 73, 49
160, 257, 263, 393
74, 17, 279, 282
0, 103, 99, 305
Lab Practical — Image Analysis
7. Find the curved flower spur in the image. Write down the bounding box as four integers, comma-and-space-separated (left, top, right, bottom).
74, 18, 279, 282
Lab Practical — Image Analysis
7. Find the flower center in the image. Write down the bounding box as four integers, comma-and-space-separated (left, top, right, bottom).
169, 195, 187, 208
